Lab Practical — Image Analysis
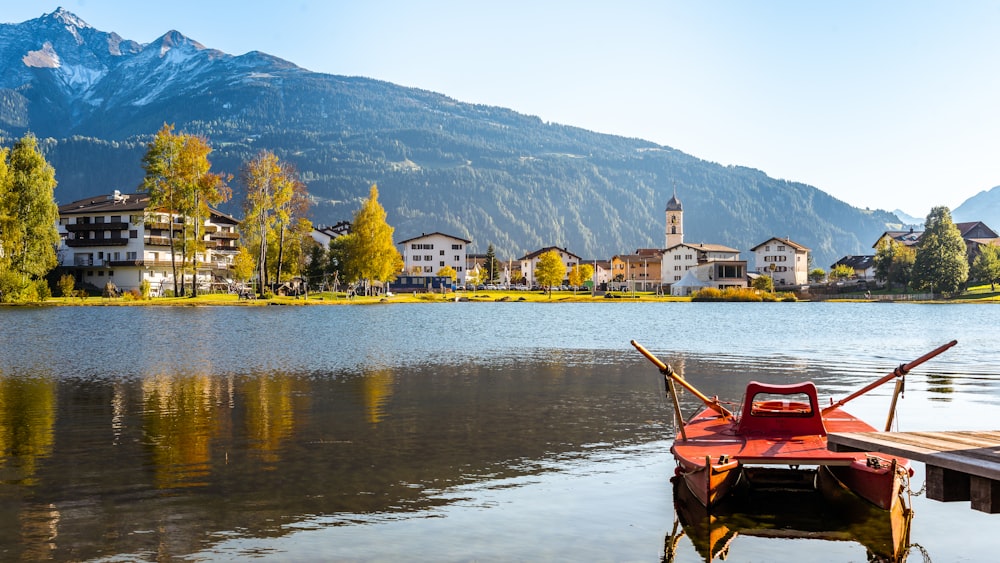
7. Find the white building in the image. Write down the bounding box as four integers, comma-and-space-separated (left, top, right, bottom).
751, 237, 810, 286
661, 242, 742, 285
311, 221, 351, 247
518, 246, 581, 287
57, 192, 239, 294
398, 232, 471, 282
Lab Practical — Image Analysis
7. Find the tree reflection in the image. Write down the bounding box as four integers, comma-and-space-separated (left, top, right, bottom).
0, 375, 56, 485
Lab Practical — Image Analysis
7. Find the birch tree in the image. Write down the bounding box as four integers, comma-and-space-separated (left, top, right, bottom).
340, 184, 403, 295
240, 150, 300, 297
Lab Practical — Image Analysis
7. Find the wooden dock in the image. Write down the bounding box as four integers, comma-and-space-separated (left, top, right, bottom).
828, 430, 1000, 514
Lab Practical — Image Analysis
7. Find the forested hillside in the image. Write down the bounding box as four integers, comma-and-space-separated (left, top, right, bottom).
0, 9, 903, 268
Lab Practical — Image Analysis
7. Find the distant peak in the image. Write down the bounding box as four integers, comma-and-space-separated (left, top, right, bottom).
44, 7, 92, 30
156, 30, 206, 51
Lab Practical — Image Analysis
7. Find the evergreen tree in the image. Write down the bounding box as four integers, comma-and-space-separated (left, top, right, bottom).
912, 206, 968, 296
484, 244, 499, 283
0, 135, 60, 301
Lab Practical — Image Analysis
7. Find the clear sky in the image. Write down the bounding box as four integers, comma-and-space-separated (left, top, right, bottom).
6, 1, 1000, 218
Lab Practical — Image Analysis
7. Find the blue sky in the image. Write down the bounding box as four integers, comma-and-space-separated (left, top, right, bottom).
6, 1, 1000, 218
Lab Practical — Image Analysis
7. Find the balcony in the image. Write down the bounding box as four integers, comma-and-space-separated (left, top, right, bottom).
66, 221, 128, 232
210, 230, 239, 240
65, 237, 129, 247
144, 236, 173, 247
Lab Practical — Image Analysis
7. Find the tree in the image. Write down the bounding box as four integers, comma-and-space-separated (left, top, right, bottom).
240, 150, 300, 297
752, 275, 773, 292
0, 135, 60, 301
874, 238, 915, 290
971, 244, 1000, 291
535, 250, 565, 298
340, 185, 403, 295
484, 244, 500, 283
829, 264, 854, 281
437, 265, 458, 282
141, 124, 230, 297
232, 248, 257, 284
808, 268, 826, 283
567, 263, 594, 293
912, 206, 968, 296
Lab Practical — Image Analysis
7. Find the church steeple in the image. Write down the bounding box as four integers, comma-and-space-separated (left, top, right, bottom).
665, 186, 683, 248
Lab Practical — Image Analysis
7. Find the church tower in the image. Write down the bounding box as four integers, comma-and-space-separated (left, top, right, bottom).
665, 188, 683, 248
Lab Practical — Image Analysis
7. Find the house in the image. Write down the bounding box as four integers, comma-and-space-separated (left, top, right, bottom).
751, 237, 810, 286
311, 221, 351, 247
397, 232, 471, 282
56, 191, 239, 294
661, 242, 743, 286
670, 261, 749, 296
874, 222, 1000, 266
831, 255, 876, 280
612, 248, 662, 291
518, 246, 580, 287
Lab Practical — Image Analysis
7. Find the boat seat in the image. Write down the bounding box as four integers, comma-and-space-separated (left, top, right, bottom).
736, 381, 827, 437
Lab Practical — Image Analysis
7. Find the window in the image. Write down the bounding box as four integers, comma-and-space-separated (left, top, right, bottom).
126, 252, 137, 260
95, 216, 105, 224
457, 266, 463, 272
674, 265, 681, 271
439, 261, 445, 267
454, 255, 460, 261
414, 255, 422, 261
452, 244, 462, 250
674, 255, 681, 260
423, 266, 432, 272
424, 255, 432, 261
440, 250, 445, 256
685, 254, 692, 260
777, 245, 786, 251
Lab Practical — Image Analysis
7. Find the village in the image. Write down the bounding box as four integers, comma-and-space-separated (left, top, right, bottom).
56, 188, 1000, 299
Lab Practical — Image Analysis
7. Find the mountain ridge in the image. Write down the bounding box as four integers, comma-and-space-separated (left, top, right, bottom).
2, 9, 906, 268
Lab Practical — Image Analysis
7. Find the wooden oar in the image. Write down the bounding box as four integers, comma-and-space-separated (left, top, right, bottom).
821, 339, 957, 415
631, 340, 734, 419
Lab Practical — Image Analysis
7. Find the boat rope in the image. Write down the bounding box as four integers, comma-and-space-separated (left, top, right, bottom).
905, 543, 932, 563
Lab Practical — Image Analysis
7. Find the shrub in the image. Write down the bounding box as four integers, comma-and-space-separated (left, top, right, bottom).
58, 274, 76, 297
139, 279, 151, 300
34, 279, 51, 301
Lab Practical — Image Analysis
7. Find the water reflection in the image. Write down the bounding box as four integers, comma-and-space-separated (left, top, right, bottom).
665, 477, 913, 563
0, 374, 56, 486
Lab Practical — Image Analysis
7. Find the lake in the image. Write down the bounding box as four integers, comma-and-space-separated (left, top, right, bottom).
0, 302, 998, 561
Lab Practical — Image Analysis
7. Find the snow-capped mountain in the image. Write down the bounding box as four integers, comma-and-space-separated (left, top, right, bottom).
0, 7, 298, 136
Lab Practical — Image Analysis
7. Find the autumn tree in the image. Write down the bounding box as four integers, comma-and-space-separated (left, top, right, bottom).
437, 265, 458, 282
829, 264, 855, 281
568, 263, 594, 293
912, 206, 968, 296
141, 124, 230, 297
240, 150, 303, 297
874, 238, 916, 290
0, 135, 60, 302
808, 268, 826, 283
339, 185, 403, 295
971, 244, 1000, 291
535, 250, 565, 298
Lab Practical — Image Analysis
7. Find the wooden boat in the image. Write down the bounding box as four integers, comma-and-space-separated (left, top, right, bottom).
632, 339, 957, 512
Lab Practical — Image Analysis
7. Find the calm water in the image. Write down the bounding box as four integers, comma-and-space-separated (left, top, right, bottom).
0, 302, 998, 561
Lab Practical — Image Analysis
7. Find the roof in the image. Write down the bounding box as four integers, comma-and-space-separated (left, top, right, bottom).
666, 242, 740, 253
633, 248, 664, 258
833, 255, 875, 270
397, 231, 472, 245
665, 192, 682, 212
956, 221, 999, 240
750, 237, 810, 252
58, 191, 238, 223
59, 192, 150, 214
875, 229, 923, 247
519, 246, 582, 261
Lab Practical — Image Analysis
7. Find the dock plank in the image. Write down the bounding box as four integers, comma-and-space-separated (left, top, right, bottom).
828, 430, 1000, 513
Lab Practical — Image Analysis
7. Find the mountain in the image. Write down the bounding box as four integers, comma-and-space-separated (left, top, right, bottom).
892, 209, 924, 227
1, 8, 904, 268
953, 186, 1000, 230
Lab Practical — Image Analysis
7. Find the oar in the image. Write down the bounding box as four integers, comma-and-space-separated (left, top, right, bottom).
821, 339, 957, 415
631, 340, 734, 419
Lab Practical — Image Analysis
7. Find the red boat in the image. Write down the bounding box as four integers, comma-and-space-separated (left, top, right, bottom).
632, 339, 957, 512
